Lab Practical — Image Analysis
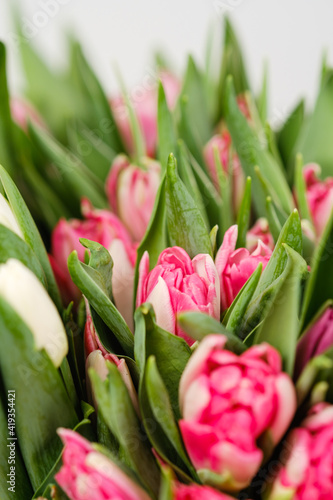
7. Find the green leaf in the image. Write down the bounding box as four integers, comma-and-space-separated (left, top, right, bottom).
224, 76, 294, 216
67, 122, 115, 182
257, 62, 268, 123
239, 211, 303, 338
236, 176, 251, 248
166, 153, 212, 258
15, 27, 88, 143
265, 196, 282, 243
0, 224, 46, 286
0, 396, 33, 499
0, 297, 78, 491
300, 209, 333, 330
133, 173, 168, 307
80, 238, 113, 300
0, 42, 16, 175
29, 123, 107, 210
70, 42, 124, 153
297, 73, 333, 178
224, 263, 262, 336
143, 356, 197, 478
157, 82, 177, 170
134, 304, 192, 419
253, 245, 308, 374
178, 56, 212, 151
0, 165, 62, 310
177, 140, 210, 229
158, 467, 174, 500
178, 142, 224, 246
218, 17, 250, 119
254, 209, 302, 298
90, 364, 160, 497
294, 154, 312, 222
213, 145, 233, 234
277, 98, 305, 173
68, 250, 134, 357
177, 311, 245, 354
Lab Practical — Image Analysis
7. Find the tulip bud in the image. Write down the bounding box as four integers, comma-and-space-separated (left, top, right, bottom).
294, 307, 333, 380
51, 200, 136, 328
246, 218, 275, 253
111, 71, 180, 157
0, 259, 68, 367
216, 225, 272, 310
203, 130, 245, 214
265, 403, 333, 500
0, 193, 23, 238
106, 154, 161, 242
136, 246, 220, 345
84, 304, 140, 415
10, 97, 45, 133
56, 429, 151, 500
179, 335, 296, 492
303, 163, 333, 238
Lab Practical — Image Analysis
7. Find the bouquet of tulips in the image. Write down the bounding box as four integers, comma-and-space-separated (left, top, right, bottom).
0, 15, 333, 500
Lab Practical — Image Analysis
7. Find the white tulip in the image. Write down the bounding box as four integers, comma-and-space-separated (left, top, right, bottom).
0, 259, 68, 367
0, 193, 23, 238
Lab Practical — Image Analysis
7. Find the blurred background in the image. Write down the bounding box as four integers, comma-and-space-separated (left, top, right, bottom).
0, 0, 333, 120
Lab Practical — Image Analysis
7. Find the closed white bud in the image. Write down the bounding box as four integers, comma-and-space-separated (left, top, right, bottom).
0, 259, 68, 367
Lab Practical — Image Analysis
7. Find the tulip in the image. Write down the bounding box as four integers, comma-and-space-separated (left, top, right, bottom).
10, 97, 45, 133
84, 304, 139, 415
303, 163, 333, 238
294, 306, 333, 380
203, 96, 251, 213
55, 428, 151, 500
0, 192, 23, 238
246, 218, 275, 253
0, 259, 68, 367
106, 154, 161, 242
265, 402, 333, 500
174, 483, 246, 499
136, 247, 220, 345
179, 335, 296, 492
203, 130, 245, 214
51, 199, 136, 328
111, 71, 180, 157
216, 225, 272, 310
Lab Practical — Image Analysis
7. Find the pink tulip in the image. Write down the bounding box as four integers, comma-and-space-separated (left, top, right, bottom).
10, 97, 45, 132
216, 225, 272, 310
246, 218, 275, 253
179, 335, 296, 492
136, 247, 220, 345
203, 130, 245, 214
174, 483, 247, 499
303, 163, 333, 238
266, 402, 333, 500
294, 307, 333, 380
55, 429, 151, 500
84, 304, 139, 415
111, 71, 180, 157
203, 96, 251, 213
51, 199, 136, 328
106, 154, 161, 242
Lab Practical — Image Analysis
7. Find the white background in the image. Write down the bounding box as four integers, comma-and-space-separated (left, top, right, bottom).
0, 0, 333, 121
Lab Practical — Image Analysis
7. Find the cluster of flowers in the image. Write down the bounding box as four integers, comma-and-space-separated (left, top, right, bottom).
0, 17, 333, 500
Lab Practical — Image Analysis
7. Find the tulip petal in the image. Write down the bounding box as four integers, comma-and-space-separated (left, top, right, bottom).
269, 373, 297, 444
179, 335, 226, 412
146, 276, 175, 335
